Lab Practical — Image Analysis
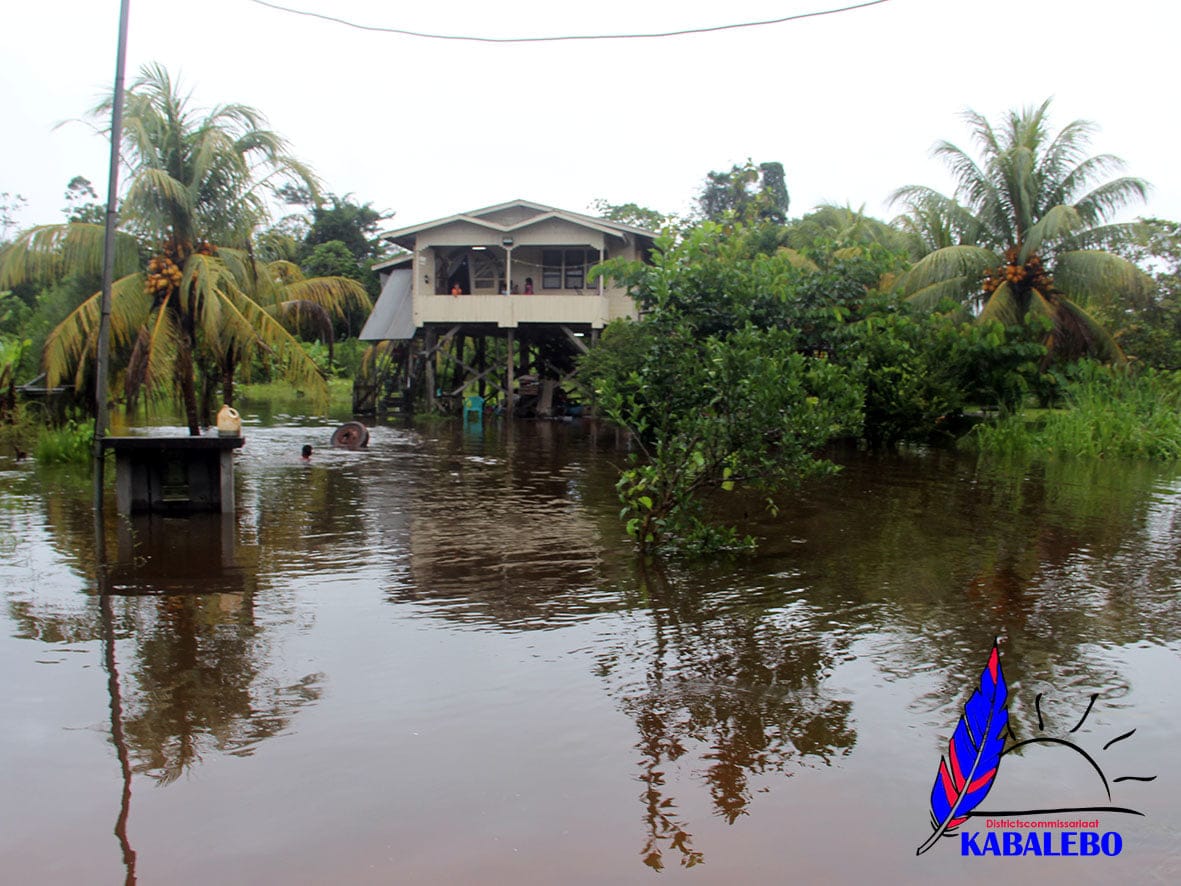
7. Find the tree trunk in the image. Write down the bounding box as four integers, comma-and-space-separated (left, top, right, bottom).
199, 366, 217, 429
222, 358, 236, 408
176, 335, 201, 436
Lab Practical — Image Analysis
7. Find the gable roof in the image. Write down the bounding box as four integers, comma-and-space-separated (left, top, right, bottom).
378, 199, 657, 250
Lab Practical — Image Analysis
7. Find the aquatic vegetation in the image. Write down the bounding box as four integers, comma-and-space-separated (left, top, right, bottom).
34, 420, 93, 465
966, 364, 1181, 459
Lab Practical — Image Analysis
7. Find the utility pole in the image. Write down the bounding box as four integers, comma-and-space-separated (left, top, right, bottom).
93, 0, 131, 511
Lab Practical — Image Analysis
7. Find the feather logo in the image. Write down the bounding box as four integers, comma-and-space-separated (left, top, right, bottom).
916, 641, 1008, 856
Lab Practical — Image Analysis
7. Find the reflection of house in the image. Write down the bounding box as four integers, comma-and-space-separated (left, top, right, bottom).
358, 200, 656, 414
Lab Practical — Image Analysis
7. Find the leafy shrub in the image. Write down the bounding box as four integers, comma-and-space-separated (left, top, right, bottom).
35, 420, 93, 464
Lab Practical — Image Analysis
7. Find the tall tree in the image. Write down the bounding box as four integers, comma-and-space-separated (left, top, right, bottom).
62, 176, 106, 225
891, 100, 1152, 362
301, 194, 384, 264
0, 64, 368, 433
590, 199, 668, 231
697, 161, 789, 225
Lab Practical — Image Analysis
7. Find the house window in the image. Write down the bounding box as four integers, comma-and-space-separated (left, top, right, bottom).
542, 250, 562, 290
541, 248, 602, 291
564, 249, 585, 289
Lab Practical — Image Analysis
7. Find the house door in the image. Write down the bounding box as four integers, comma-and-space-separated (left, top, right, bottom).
444, 256, 471, 295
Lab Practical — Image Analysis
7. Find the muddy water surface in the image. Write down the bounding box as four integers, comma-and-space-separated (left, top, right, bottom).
1, 417, 1178, 884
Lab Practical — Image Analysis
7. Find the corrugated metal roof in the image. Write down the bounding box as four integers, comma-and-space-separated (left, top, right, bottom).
359, 268, 416, 341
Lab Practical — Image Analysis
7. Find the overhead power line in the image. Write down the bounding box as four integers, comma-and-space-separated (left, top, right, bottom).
246, 0, 892, 43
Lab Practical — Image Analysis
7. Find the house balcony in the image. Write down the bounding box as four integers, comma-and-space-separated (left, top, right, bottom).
415, 292, 618, 329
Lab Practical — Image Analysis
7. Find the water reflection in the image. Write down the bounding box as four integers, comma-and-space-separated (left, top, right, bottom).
0, 470, 324, 793
595, 562, 856, 870
746, 451, 1181, 737
120, 593, 322, 783
1, 423, 1179, 882
371, 421, 625, 629
103, 514, 250, 595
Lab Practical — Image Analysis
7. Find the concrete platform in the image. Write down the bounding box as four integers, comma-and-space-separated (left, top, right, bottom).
101, 434, 245, 515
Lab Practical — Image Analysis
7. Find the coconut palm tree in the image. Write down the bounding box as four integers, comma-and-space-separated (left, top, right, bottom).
890, 100, 1152, 362
0, 64, 369, 434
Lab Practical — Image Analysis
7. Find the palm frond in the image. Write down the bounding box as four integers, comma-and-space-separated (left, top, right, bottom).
1038, 117, 1100, 201
42, 273, 152, 387
1058, 220, 1145, 253
272, 275, 371, 315
893, 245, 998, 298
1053, 250, 1154, 311
1007, 144, 1039, 237
1020, 204, 1082, 260
889, 186, 984, 256
0, 223, 140, 286
264, 260, 305, 285
1046, 152, 1126, 206
1054, 296, 1124, 364
1070, 176, 1150, 228
178, 252, 244, 349
215, 294, 329, 404
904, 276, 979, 311
978, 282, 1022, 326
125, 295, 182, 403
277, 299, 334, 343
212, 246, 250, 281
122, 168, 196, 238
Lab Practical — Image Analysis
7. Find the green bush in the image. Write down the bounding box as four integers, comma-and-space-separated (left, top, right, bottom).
35, 420, 93, 464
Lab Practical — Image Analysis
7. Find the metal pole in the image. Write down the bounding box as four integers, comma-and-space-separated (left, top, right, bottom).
93, 0, 131, 511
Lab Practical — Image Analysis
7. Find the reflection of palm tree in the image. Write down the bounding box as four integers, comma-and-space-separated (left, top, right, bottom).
5, 481, 323, 786
598, 563, 855, 870
123, 594, 321, 784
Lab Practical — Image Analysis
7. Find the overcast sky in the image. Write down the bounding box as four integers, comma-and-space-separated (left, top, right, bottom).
3, 0, 1177, 235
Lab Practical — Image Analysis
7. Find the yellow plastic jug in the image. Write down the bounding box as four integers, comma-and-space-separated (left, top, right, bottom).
216, 405, 241, 436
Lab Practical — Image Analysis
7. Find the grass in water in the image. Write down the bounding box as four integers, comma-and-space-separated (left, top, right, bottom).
35, 420, 94, 464
967, 364, 1181, 460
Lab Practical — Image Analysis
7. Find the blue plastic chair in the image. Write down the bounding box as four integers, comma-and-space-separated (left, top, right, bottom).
463, 394, 485, 421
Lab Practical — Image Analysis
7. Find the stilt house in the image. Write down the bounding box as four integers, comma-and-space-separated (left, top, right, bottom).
356, 199, 656, 415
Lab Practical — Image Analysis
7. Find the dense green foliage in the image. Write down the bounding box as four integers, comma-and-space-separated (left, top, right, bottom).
585, 227, 865, 553
697, 161, 790, 225
0, 64, 369, 434
301, 194, 384, 263
1097, 218, 1181, 368
846, 309, 1045, 445
967, 362, 1181, 459
585, 214, 1086, 552
34, 419, 93, 464
591, 199, 669, 231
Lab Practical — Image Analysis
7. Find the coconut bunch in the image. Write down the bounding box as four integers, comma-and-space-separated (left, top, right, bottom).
980, 248, 1054, 296
143, 238, 218, 299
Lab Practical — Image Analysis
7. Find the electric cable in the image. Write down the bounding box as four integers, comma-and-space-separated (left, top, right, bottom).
245, 0, 892, 44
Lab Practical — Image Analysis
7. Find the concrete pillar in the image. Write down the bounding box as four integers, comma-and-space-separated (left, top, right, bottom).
219, 449, 235, 514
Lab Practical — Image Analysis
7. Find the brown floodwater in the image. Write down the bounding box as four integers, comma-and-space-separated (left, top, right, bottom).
0, 416, 1178, 884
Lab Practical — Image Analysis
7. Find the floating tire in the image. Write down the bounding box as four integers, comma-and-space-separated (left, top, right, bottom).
331, 421, 370, 450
